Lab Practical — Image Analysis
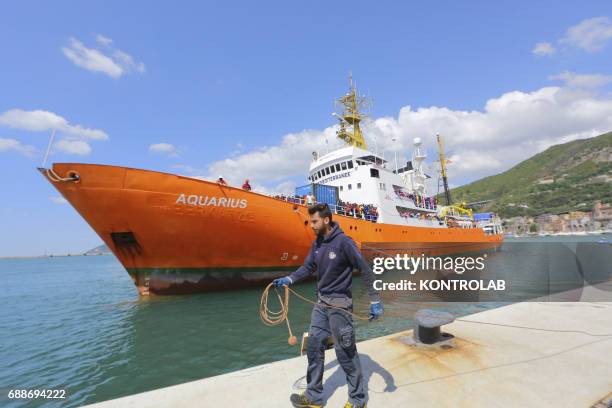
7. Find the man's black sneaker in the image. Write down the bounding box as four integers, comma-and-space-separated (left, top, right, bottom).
290, 392, 323, 408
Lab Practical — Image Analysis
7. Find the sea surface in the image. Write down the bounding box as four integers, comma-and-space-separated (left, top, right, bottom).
0, 234, 609, 407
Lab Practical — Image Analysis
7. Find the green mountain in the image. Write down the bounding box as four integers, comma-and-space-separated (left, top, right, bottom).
447, 132, 612, 218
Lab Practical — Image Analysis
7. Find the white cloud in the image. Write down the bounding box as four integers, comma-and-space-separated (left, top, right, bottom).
54, 139, 92, 155
0, 109, 108, 140
62, 36, 145, 78
0, 109, 107, 156
447, 151, 502, 173
149, 143, 179, 156
95, 34, 113, 46
230, 142, 246, 156
206, 127, 337, 187
0, 137, 36, 157
62, 38, 123, 78
549, 71, 612, 89
271, 180, 297, 195
532, 42, 556, 56
560, 16, 612, 52
50, 196, 68, 205
172, 163, 205, 176
113, 50, 145, 74
199, 82, 612, 190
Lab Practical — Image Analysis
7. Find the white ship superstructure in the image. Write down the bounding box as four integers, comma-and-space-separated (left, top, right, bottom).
303, 75, 502, 234
308, 142, 444, 228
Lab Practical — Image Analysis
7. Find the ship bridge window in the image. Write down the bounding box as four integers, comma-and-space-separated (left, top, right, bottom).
317, 170, 322, 178
348, 184, 352, 190
358, 155, 386, 165
330, 165, 336, 174
357, 183, 361, 189
370, 168, 379, 178
325, 167, 330, 176
341, 162, 347, 170
335, 163, 340, 172
347, 160, 354, 169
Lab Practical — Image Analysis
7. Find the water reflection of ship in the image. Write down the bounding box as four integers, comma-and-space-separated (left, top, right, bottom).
40, 77, 503, 296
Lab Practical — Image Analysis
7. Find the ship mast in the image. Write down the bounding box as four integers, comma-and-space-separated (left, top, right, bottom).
334, 74, 368, 149
437, 134, 452, 205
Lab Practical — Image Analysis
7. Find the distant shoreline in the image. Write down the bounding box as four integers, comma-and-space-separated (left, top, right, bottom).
0, 253, 112, 260
507, 230, 611, 238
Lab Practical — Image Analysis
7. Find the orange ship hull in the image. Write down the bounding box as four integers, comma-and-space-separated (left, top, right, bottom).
41, 163, 503, 295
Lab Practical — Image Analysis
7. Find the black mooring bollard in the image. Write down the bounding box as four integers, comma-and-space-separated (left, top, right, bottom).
414, 309, 455, 344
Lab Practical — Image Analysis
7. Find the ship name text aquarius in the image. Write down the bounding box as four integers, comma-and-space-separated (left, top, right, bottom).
175, 194, 248, 209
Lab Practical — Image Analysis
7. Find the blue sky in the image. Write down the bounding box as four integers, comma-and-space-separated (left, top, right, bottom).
1, 1, 612, 256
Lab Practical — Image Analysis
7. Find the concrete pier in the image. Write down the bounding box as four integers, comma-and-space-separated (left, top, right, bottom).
88, 286, 612, 407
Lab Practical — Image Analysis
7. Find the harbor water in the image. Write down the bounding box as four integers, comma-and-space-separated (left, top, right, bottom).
0, 234, 609, 407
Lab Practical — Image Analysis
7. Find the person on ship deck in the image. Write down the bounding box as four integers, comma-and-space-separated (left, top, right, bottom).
336, 200, 378, 221
306, 192, 316, 206
242, 179, 252, 191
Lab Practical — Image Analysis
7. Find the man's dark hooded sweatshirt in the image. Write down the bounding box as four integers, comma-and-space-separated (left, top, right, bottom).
287, 222, 381, 303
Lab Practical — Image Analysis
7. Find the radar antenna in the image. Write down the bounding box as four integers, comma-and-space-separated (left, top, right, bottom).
333, 73, 370, 149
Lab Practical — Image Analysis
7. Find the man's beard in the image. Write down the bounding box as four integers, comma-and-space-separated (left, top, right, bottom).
316, 224, 330, 238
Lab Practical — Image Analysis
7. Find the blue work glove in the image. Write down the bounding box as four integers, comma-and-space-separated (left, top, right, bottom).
369, 301, 384, 321
272, 276, 292, 287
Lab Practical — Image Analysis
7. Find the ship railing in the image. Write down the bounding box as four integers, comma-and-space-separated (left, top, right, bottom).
270, 194, 307, 205
393, 191, 438, 210
328, 203, 379, 223
270, 195, 378, 223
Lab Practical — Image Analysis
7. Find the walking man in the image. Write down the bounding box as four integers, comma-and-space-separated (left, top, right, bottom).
273, 203, 384, 408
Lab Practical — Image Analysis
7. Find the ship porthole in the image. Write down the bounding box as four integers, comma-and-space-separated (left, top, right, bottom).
304, 220, 308, 226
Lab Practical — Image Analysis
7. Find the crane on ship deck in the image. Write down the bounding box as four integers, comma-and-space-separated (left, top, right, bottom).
435, 134, 475, 221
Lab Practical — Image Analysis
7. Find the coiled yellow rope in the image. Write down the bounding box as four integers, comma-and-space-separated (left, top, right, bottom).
259, 283, 370, 346
260, 283, 298, 345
